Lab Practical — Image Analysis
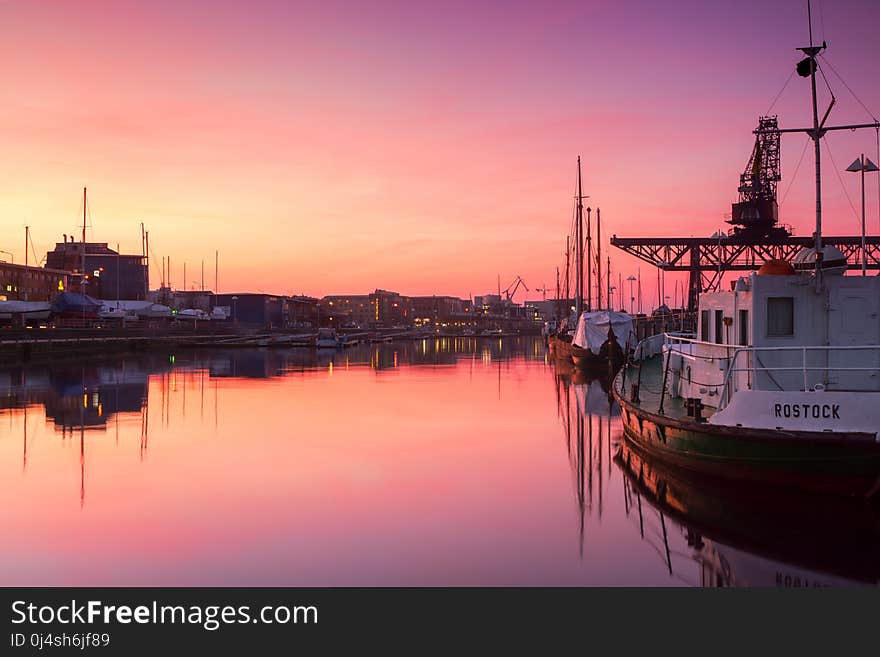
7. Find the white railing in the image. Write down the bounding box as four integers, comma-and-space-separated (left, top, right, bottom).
712, 344, 880, 409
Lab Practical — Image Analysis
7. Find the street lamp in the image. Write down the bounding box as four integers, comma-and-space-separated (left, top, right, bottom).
626, 275, 637, 314
231, 296, 239, 325
0, 250, 12, 264
846, 154, 880, 276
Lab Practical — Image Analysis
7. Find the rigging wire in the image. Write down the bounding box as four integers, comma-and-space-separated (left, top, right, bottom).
780, 135, 812, 206
822, 137, 861, 224
817, 54, 879, 122
765, 68, 796, 115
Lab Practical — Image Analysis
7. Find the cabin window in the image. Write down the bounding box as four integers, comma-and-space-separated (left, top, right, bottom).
738, 309, 749, 346
767, 297, 794, 337
714, 309, 723, 344
700, 310, 709, 341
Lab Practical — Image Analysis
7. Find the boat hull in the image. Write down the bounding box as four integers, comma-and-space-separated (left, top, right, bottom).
571, 342, 624, 375
613, 375, 880, 498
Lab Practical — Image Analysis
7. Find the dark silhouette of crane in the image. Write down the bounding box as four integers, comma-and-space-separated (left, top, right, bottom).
503, 275, 528, 302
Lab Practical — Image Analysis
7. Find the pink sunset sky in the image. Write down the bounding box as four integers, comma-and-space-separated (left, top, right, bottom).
1, 0, 878, 304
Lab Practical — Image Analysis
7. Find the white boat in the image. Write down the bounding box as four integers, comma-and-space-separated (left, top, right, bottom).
0, 301, 51, 321
315, 328, 342, 349
176, 308, 210, 321
98, 305, 128, 320
613, 13, 880, 498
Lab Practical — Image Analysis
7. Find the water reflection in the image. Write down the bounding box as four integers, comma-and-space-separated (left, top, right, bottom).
552, 358, 880, 587
1, 337, 876, 585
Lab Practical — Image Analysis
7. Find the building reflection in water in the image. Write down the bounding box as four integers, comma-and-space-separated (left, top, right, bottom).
553, 356, 880, 587
0, 337, 543, 507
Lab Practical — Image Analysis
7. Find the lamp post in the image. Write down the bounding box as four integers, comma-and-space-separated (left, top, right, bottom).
0, 250, 13, 264
231, 296, 238, 326
846, 154, 880, 276
626, 275, 637, 314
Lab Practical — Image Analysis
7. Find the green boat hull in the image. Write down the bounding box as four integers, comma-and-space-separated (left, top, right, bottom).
613, 372, 880, 498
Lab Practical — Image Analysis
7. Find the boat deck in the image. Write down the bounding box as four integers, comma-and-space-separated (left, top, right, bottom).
617, 355, 716, 424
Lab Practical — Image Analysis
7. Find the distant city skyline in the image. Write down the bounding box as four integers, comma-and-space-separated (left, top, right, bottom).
2, 0, 878, 306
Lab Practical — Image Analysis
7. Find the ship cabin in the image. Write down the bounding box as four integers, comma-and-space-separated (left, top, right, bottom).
667, 255, 880, 421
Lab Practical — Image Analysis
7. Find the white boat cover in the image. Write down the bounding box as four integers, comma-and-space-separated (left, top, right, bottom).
0, 301, 51, 318
99, 300, 172, 318
573, 310, 635, 355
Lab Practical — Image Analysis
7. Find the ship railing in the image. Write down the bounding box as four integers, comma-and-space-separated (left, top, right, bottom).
717, 344, 880, 410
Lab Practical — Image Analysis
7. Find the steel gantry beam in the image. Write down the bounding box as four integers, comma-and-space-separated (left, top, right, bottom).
610, 234, 880, 311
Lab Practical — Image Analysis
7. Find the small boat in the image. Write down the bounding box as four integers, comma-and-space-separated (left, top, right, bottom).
571, 310, 634, 372
0, 300, 52, 321
175, 308, 210, 321
315, 327, 342, 349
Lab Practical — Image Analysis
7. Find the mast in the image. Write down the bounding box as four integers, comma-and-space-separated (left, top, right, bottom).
81, 187, 87, 291
145, 231, 150, 298
607, 256, 612, 312
564, 236, 570, 315
24, 226, 29, 301
586, 207, 592, 312
801, 0, 825, 283
215, 250, 219, 293
555, 266, 561, 321
596, 208, 602, 309
575, 156, 584, 316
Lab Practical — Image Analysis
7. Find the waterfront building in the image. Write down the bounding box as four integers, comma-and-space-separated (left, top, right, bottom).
45, 237, 148, 300
212, 293, 285, 328
0, 261, 68, 302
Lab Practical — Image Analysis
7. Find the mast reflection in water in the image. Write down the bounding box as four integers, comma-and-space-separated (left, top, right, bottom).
0, 337, 876, 586
551, 356, 880, 587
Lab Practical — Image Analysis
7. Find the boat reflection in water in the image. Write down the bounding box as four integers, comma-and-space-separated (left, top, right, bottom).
553, 358, 880, 587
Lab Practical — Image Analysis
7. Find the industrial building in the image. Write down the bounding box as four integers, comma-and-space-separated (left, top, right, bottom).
0, 261, 69, 301
212, 293, 286, 329
45, 237, 148, 300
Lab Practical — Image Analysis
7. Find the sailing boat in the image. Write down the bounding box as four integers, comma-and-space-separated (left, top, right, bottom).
613, 5, 880, 498
569, 190, 635, 372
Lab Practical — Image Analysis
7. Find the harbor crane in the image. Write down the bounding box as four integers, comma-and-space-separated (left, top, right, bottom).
534, 284, 550, 300
612, 115, 880, 310
503, 275, 529, 302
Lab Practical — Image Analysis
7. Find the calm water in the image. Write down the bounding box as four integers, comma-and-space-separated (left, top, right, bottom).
1, 337, 877, 586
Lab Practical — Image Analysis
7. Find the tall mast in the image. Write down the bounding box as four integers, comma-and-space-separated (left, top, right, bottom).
800, 0, 825, 282
586, 207, 592, 312
596, 208, 602, 309
564, 236, 570, 314
81, 187, 87, 291
575, 157, 583, 316
145, 231, 150, 297
555, 266, 561, 321
215, 250, 219, 293
607, 256, 612, 312
24, 226, 29, 301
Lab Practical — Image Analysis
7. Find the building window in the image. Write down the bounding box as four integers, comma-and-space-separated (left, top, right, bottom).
767, 297, 794, 337
700, 310, 709, 341
714, 309, 723, 344
738, 309, 749, 346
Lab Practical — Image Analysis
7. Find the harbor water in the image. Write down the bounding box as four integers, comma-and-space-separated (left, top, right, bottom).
0, 337, 876, 587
